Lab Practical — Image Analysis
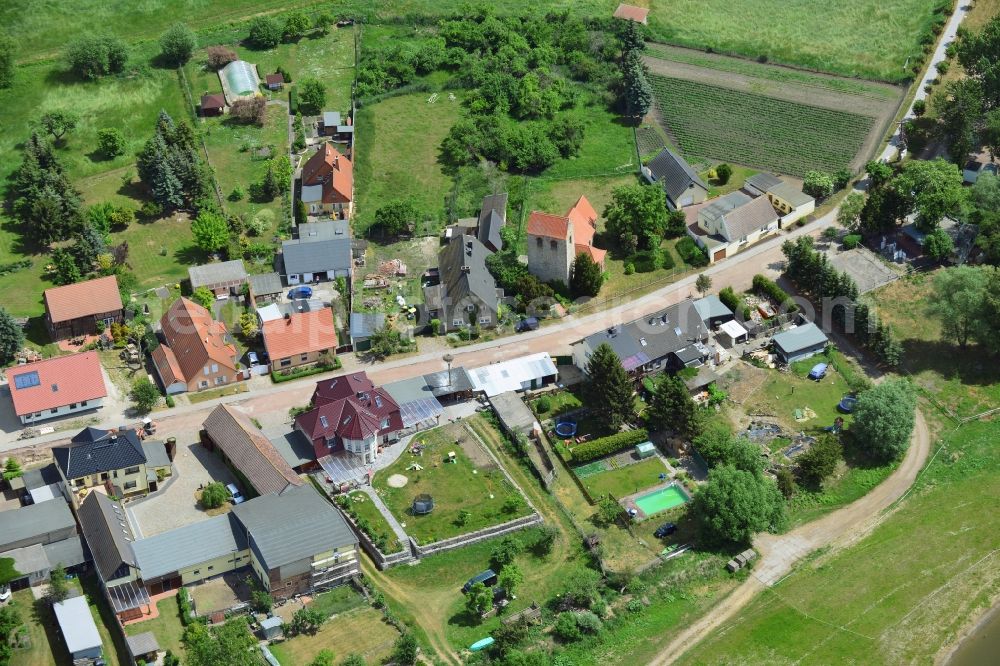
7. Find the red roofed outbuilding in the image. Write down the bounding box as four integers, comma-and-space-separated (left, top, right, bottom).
613, 3, 649, 24
7, 352, 107, 424
44, 275, 124, 341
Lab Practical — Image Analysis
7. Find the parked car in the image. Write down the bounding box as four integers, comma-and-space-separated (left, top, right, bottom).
0, 584, 10, 602
288, 286, 313, 300
808, 363, 828, 380
248, 351, 259, 366
515, 317, 539, 333
654, 522, 677, 538
838, 395, 858, 413
462, 569, 498, 593
226, 483, 245, 504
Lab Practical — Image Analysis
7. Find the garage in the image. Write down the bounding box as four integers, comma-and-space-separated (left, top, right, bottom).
713, 248, 727, 262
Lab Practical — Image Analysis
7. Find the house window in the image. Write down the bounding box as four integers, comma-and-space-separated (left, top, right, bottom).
215, 376, 226, 386
101, 473, 109, 481
50, 408, 58, 414
208, 566, 214, 571
80, 400, 87, 407
452, 319, 464, 327
381, 418, 389, 428
740, 236, 747, 243
300, 354, 309, 362
535, 237, 542, 247
199, 380, 209, 389
550, 240, 557, 249
193, 569, 200, 575
479, 317, 491, 325
124, 480, 137, 490
280, 358, 292, 367
203, 366, 210, 375
211, 363, 219, 373
125, 466, 140, 475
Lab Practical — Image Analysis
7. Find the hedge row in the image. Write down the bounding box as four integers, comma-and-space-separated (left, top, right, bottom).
177, 587, 194, 625
571, 429, 649, 463
271, 357, 342, 383
676, 237, 708, 267
752, 274, 797, 312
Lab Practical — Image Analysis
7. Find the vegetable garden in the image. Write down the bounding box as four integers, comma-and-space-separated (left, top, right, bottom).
650, 76, 874, 176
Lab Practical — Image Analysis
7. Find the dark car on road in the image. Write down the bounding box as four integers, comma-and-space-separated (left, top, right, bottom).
654, 522, 677, 538
288, 286, 313, 300
515, 317, 539, 333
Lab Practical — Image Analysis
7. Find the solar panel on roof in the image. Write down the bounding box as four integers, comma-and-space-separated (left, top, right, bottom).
14, 371, 40, 389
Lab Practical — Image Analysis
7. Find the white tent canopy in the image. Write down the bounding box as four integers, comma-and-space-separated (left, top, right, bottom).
720, 320, 748, 340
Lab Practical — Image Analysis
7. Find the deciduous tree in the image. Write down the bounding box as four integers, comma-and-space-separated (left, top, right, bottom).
298, 78, 326, 115
37, 111, 78, 144
837, 192, 865, 232
850, 379, 917, 461
191, 211, 230, 253
803, 170, 835, 199
130, 376, 160, 413
248, 17, 282, 49
97, 127, 127, 157
206, 46, 237, 70
923, 227, 955, 262
603, 184, 668, 253
65, 35, 128, 79
693, 465, 786, 545
372, 199, 417, 237
927, 266, 989, 348
695, 273, 712, 295
159, 23, 196, 66
283, 11, 311, 42
892, 158, 965, 232
465, 581, 493, 618
229, 97, 266, 125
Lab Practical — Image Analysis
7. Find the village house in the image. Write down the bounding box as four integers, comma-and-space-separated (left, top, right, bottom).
301, 143, 354, 219
53, 427, 152, 503
424, 235, 502, 333
0, 498, 86, 590
526, 196, 606, 287
79, 484, 359, 613
691, 192, 780, 264
571, 299, 710, 378
152, 297, 241, 394
643, 148, 709, 209
7, 351, 107, 425
294, 371, 404, 464
188, 259, 248, 298
279, 220, 353, 286
44, 275, 123, 341
320, 110, 354, 141
261, 307, 337, 373
744, 173, 815, 225
477, 192, 508, 253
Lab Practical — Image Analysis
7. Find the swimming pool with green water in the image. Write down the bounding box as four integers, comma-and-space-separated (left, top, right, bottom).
635, 484, 689, 516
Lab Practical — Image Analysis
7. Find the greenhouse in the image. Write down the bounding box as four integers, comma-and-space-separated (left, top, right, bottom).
220, 60, 261, 104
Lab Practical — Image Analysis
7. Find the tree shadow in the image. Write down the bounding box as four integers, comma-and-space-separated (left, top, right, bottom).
42, 66, 82, 87
117, 179, 148, 203
86, 149, 113, 164
174, 244, 209, 266
900, 338, 1000, 387
446, 608, 483, 630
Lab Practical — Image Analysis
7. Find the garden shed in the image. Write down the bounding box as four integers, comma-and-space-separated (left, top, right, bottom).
772, 322, 829, 363
635, 441, 656, 459
260, 616, 283, 640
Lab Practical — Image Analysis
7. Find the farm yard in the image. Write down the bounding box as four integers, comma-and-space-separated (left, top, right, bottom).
649, 76, 876, 176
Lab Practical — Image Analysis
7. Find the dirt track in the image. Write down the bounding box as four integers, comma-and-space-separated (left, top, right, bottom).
649, 408, 932, 665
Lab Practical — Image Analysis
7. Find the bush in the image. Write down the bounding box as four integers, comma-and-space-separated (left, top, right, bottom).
842, 234, 861, 249
571, 429, 649, 463
718, 286, 741, 313
535, 396, 552, 413
200, 481, 228, 509
66, 35, 128, 79
248, 16, 282, 49
159, 23, 196, 66
676, 236, 709, 267
715, 163, 732, 184
751, 274, 797, 312
165, 394, 175, 408
553, 612, 582, 642
623, 262, 635, 275
97, 128, 127, 157
206, 46, 237, 70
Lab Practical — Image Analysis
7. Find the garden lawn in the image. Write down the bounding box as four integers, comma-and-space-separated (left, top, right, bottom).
346, 490, 403, 554
307, 585, 366, 618
743, 351, 852, 432
372, 420, 532, 545
124, 596, 185, 658
353, 92, 464, 236
248, 28, 356, 112
530, 389, 583, 419
787, 458, 897, 527
581, 457, 669, 500
678, 416, 1000, 664
539, 94, 637, 181
645, 0, 943, 82
650, 75, 873, 176
269, 606, 398, 666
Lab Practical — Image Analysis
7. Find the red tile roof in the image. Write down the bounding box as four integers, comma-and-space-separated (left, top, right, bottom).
201, 94, 226, 109
301, 143, 353, 204
7, 352, 107, 417
575, 244, 608, 268
265, 73, 285, 85
262, 308, 337, 361
566, 195, 599, 247
44, 275, 122, 324
158, 298, 238, 385
613, 4, 649, 23
526, 212, 570, 240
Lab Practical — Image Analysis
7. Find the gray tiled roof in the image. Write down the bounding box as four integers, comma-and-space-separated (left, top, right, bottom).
42, 535, 87, 568
298, 220, 349, 241
744, 172, 783, 192
232, 485, 357, 570
0, 496, 76, 550
78, 492, 137, 580
132, 514, 248, 581
142, 441, 171, 468
477, 192, 507, 251
350, 312, 385, 339
718, 196, 779, 242
281, 237, 352, 275
249, 272, 283, 296
438, 235, 499, 316
646, 148, 708, 204
700, 191, 752, 224
693, 295, 733, 323
188, 260, 248, 288
54, 427, 147, 480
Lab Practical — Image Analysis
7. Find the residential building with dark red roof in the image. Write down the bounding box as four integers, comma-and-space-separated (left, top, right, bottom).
7, 352, 107, 424
300, 143, 354, 219
526, 195, 606, 286
294, 372, 403, 464
44, 275, 124, 341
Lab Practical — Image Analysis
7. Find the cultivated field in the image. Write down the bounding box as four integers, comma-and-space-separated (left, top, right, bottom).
644, 46, 905, 176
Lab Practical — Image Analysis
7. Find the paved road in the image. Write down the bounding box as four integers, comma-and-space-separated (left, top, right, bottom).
1, 206, 837, 456
649, 409, 932, 665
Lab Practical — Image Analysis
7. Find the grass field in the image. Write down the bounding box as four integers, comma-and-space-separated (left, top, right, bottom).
269, 605, 398, 666
650, 76, 874, 176
308, 586, 367, 618
645, 0, 944, 82
346, 490, 403, 554
580, 457, 669, 499
123, 596, 185, 658
372, 420, 532, 545
679, 416, 1000, 664
353, 92, 464, 235
870, 272, 1000, 418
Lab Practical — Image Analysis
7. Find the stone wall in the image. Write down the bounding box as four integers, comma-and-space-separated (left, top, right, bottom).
526, 233, 572, 285
413, 513, 543, 558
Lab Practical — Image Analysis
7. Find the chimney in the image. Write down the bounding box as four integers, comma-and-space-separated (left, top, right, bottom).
284, 312, 291, 325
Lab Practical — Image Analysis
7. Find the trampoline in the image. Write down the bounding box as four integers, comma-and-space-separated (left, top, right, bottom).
555, 421, 578, 438
412, 494, 434, 515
